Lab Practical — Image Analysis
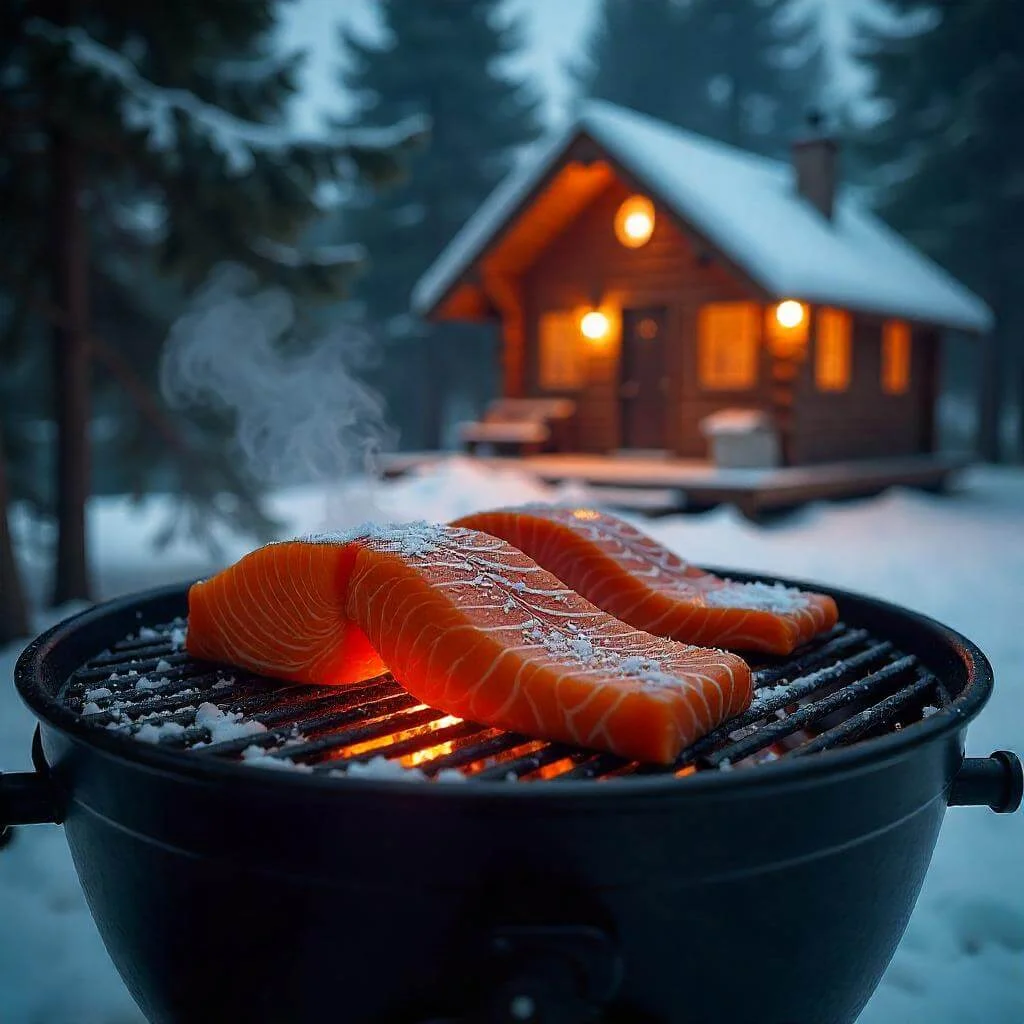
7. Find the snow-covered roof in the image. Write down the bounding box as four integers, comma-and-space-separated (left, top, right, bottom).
413, 101, 992, 333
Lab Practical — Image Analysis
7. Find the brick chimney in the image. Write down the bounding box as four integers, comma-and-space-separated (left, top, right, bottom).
792, 110, 838, 220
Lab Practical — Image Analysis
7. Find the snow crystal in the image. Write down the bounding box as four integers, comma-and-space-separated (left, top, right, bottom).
325, 757, 464, 784
134, 721, 186, 745
301, 520, 448, 558
922, 705, 941, 718
133, 676, 163, 691
240, 744, 313, 773
136, 626, 160, 641
154, 659, 172, 671
519, 622, 691, 692
169, 627, 186, 649
751, 683, 796, 709
82, 702, 101, 716
84, 686, 112, 701
704, 580, 809, 613
333, 757, 427, 782
193, 702, 266, 745
567, 636, 595, 658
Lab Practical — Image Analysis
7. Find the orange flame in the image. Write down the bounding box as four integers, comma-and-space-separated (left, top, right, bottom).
524, 756, 577, 781
333, 711, 462, 761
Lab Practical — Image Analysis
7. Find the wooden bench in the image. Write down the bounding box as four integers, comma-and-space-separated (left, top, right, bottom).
459, 398, 577, 455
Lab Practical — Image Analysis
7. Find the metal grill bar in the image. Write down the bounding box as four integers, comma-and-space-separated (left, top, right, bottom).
702, 656, 918, 768
411, 732, 542, 776
61, 617, 950, 783
788, 673, 940, 757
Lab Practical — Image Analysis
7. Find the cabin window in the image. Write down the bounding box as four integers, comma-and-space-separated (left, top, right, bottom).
882, 320, 911, 394
698, 302, 759, 390
815, 308, 852, 391
538, 310, 585, 390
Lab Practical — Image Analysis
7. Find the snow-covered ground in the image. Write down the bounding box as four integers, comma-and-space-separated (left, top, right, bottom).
1, 460, 1022, 1023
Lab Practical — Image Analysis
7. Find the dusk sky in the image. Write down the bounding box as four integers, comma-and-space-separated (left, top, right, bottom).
279, 0, 875, 135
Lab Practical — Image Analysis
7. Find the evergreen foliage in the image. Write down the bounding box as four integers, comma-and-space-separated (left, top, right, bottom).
337, 0, 542, 448
852, 0, 1024, 460
0, 0, 418, 611
576, 0, 826, 156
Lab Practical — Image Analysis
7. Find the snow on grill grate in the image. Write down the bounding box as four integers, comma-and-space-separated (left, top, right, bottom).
59, 621, 950, 782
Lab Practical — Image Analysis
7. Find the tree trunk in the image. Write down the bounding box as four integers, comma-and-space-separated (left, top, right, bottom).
49, 125, 92, 604
0, 424, 31, 644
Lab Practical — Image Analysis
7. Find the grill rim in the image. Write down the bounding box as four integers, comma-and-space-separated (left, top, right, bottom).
14, 570, 993, 799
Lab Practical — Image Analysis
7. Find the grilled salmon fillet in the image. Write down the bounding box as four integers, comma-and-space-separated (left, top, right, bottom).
452, 506, 838, 655
186, 523, 752, 764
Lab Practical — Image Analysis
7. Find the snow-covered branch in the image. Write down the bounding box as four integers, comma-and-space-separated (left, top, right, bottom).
26, 19, 427, 177
251, 237, 366, 269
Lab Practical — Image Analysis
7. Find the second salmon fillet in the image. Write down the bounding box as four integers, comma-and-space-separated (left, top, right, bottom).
453, 506, 838, 654
187, 523, 752, 764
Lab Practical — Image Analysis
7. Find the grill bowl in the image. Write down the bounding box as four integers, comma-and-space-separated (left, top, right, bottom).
6, 571, 1013, 1024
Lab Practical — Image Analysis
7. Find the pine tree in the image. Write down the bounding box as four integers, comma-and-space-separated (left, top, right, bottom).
571, 0, 712, 130
852, 1, 1024, 462
0, 0, 420, 614
576, 0, 826, 156
337, 0, 542, 449
0, 422, 30, 644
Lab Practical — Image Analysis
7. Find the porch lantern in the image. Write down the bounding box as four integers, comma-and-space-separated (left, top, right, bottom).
768, 299, 809, 358
614, 195, 655, 248
580, 309, 611, 341
775, 300, 806, 329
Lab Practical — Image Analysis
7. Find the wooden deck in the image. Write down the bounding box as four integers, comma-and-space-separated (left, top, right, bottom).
379, 452, 971, 518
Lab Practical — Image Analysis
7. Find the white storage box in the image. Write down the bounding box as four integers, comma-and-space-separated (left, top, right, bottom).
700, 409, 780, 469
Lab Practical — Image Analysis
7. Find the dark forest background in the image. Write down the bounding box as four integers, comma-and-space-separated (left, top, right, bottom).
1, 0, 1022, 638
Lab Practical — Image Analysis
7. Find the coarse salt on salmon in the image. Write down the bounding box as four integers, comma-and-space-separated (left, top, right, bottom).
452, 506, 838, 655
186, 523, 752, 764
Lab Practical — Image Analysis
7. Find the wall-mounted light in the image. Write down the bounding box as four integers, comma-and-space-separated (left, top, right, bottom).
775, 299, 806, 329
580, 309, 611, 341
767, 299, 810, 359
614, 195, 655, 248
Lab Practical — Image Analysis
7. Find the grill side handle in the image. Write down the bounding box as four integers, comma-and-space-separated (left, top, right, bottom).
949, 751, 1023, 813
0, 727, 63, 847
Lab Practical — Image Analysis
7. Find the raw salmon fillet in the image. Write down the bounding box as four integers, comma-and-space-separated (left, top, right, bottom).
186, 523, 752, 763
452, 506, 838, 655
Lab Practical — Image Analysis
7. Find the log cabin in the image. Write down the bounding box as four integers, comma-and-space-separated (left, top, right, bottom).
412, 101, 991, 467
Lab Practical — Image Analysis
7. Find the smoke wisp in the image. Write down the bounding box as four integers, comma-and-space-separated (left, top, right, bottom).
161, 263, 393, 526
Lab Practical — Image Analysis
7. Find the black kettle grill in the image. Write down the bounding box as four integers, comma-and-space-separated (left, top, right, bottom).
2, 570, 1020, 1024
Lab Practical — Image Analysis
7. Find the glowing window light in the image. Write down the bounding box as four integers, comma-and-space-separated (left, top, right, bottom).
775, 300, 806, 329
614, 195, 655, 248
580, 310, 611, 341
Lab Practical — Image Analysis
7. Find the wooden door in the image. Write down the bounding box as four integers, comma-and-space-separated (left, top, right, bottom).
619, 306, 668, 449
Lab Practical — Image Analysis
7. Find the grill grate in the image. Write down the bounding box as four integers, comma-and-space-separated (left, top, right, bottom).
60, 620, 948, 783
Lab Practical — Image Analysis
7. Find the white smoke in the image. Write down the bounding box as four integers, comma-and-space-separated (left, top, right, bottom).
160, 263, 392, 527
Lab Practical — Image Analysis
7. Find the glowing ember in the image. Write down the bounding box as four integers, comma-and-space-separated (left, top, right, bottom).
458, 738, 547, 776
402, 728, 461, 768
332, 710, 462, 761
526, 756, 578, 781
